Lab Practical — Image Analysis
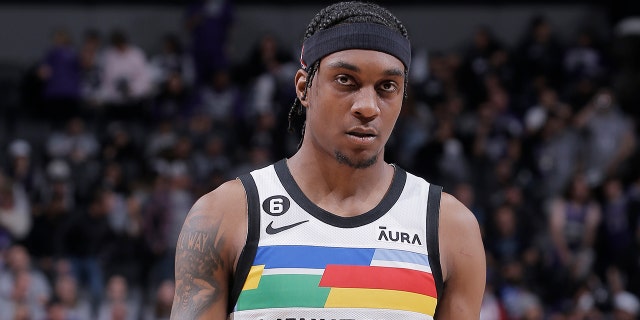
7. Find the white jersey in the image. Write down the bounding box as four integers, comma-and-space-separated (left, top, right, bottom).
228, 159, 443, 320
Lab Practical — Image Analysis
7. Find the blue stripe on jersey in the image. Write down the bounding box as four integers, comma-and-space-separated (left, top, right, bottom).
254, 245, 375, 269
372, 248, 430, 267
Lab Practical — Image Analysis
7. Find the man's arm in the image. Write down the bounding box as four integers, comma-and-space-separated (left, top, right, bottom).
434, 193, 486, 319
171, 180, 247, 320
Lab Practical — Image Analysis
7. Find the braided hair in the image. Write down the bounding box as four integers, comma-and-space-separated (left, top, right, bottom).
287, 1, 410, 140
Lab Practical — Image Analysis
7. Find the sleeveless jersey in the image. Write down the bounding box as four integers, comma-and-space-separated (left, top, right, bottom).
228, 159, 443, 320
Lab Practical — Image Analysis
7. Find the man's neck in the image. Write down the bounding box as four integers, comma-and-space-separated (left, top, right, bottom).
285, 151, 395, 217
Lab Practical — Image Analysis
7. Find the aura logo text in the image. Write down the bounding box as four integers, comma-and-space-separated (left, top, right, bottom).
377, 226, 422, 245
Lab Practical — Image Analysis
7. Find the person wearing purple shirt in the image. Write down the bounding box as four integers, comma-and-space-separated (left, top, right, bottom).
184, 0, 234, 85
38, 28, 81, 125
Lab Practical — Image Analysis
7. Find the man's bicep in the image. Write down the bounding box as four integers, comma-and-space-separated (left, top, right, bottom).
435, 194, 486, 319
171, 205, 230, 320
436, 238, 486, 319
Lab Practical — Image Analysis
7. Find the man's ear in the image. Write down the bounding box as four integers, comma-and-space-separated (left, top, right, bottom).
295, 69, 310, 107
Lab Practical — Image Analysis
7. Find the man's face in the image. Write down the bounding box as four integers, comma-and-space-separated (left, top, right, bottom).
298, 49, 405, 168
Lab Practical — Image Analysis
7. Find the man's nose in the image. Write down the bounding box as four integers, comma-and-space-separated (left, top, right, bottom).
351, 87, 380, 121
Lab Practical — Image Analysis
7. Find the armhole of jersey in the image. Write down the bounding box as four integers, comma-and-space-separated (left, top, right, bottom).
426, 184, 444, 299
227, 174, 261, 313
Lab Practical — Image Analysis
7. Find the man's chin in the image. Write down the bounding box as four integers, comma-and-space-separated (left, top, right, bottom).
334, 151, 378, 169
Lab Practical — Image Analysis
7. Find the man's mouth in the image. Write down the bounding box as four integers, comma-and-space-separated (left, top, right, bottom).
348, 131, 376, 138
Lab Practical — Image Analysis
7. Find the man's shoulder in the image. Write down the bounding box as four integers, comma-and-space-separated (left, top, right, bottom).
192, 179, 248, 219
183, 179, 249, 255
439, 192, 480, 232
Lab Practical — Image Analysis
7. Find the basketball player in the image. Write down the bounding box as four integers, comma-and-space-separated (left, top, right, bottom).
170, 2, 485, 319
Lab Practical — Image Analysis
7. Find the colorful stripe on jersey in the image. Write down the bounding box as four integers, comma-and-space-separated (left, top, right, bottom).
234, 245, 437, 316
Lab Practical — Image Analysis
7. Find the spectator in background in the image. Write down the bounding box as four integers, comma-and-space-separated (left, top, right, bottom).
45, 298, 69, 320
613, 17, 640, 123
53, 273, 92, 320
239, 33, 297, 158
523, 87, 571, 136
6, 139, 46, 203
413, 118, 470, 191
228, 141, 273, 178
0, 172, 31, 243
60, 189, 115, 312
99, 162, 130, 197
452, 182, 487, 231
140, 168, 194, 292
149, 137, 195, 192
142, 279, 174, 320
608, 267, 640, 320
38, 159, 75, 224
411, 52, 454, 106
565, 75, 600, 116
574, 89, 636, 187
628, 175, 640, 294
145, 120, 178, 162
79, 30, 105, 114
564, 28, 606, 84
192, 134, 231, 194
140, 174, 171, 291
560, 26, 607, 114
460, 26, 504, 108
0, 270, 42, 320
460, 88, 522, 166
613, 292, 640, 320
46, 117, 100, 163
142, 138, 195, 275
549, 173, 601, 286
184, 0, 234, 85
102, 192, 146, 289
485, 204, 536, 266
37, 28, 81, 127
97, 274, 140, 320
525, 108, 582, 200
151, 71, 196, 124
0, 245, 51, 320
458, 90, 523, 207
98, 30, 152, 121
45, 117, 102, 203
597, 177, 635, 277
480, 281, 507, 320
25, 190, 71, 282
514, 15, 565, 91
234, 33, 295, 86
100, 122, 145, 184
183, 112, 214, 151
96, 174, 128, 235
244, 113, 278, 161
392, 90, 435, 169
149, 34, 195, 90
195, 68, 244, 132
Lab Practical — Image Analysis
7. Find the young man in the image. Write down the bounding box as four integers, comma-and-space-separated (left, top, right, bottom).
170, 2, 485, 319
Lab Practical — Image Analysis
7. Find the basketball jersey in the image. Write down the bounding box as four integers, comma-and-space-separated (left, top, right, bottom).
228, 159, 443, 320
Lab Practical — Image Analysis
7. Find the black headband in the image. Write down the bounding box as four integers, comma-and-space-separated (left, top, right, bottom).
300, 22, 411, 70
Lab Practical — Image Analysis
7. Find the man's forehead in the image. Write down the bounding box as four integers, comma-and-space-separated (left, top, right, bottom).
320, 49, 406, 75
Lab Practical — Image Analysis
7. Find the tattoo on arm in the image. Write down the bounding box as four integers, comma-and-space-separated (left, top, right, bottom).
172, 214, 226, 318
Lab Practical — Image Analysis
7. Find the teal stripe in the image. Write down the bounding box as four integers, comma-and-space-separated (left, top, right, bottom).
236, 274, 331, 311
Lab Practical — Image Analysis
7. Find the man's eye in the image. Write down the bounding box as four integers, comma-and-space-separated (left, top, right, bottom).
380, 82, 398, 92
336, 75, 352, 85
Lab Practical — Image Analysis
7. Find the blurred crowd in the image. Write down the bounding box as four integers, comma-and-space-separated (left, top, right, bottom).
1, 0, 640, 319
